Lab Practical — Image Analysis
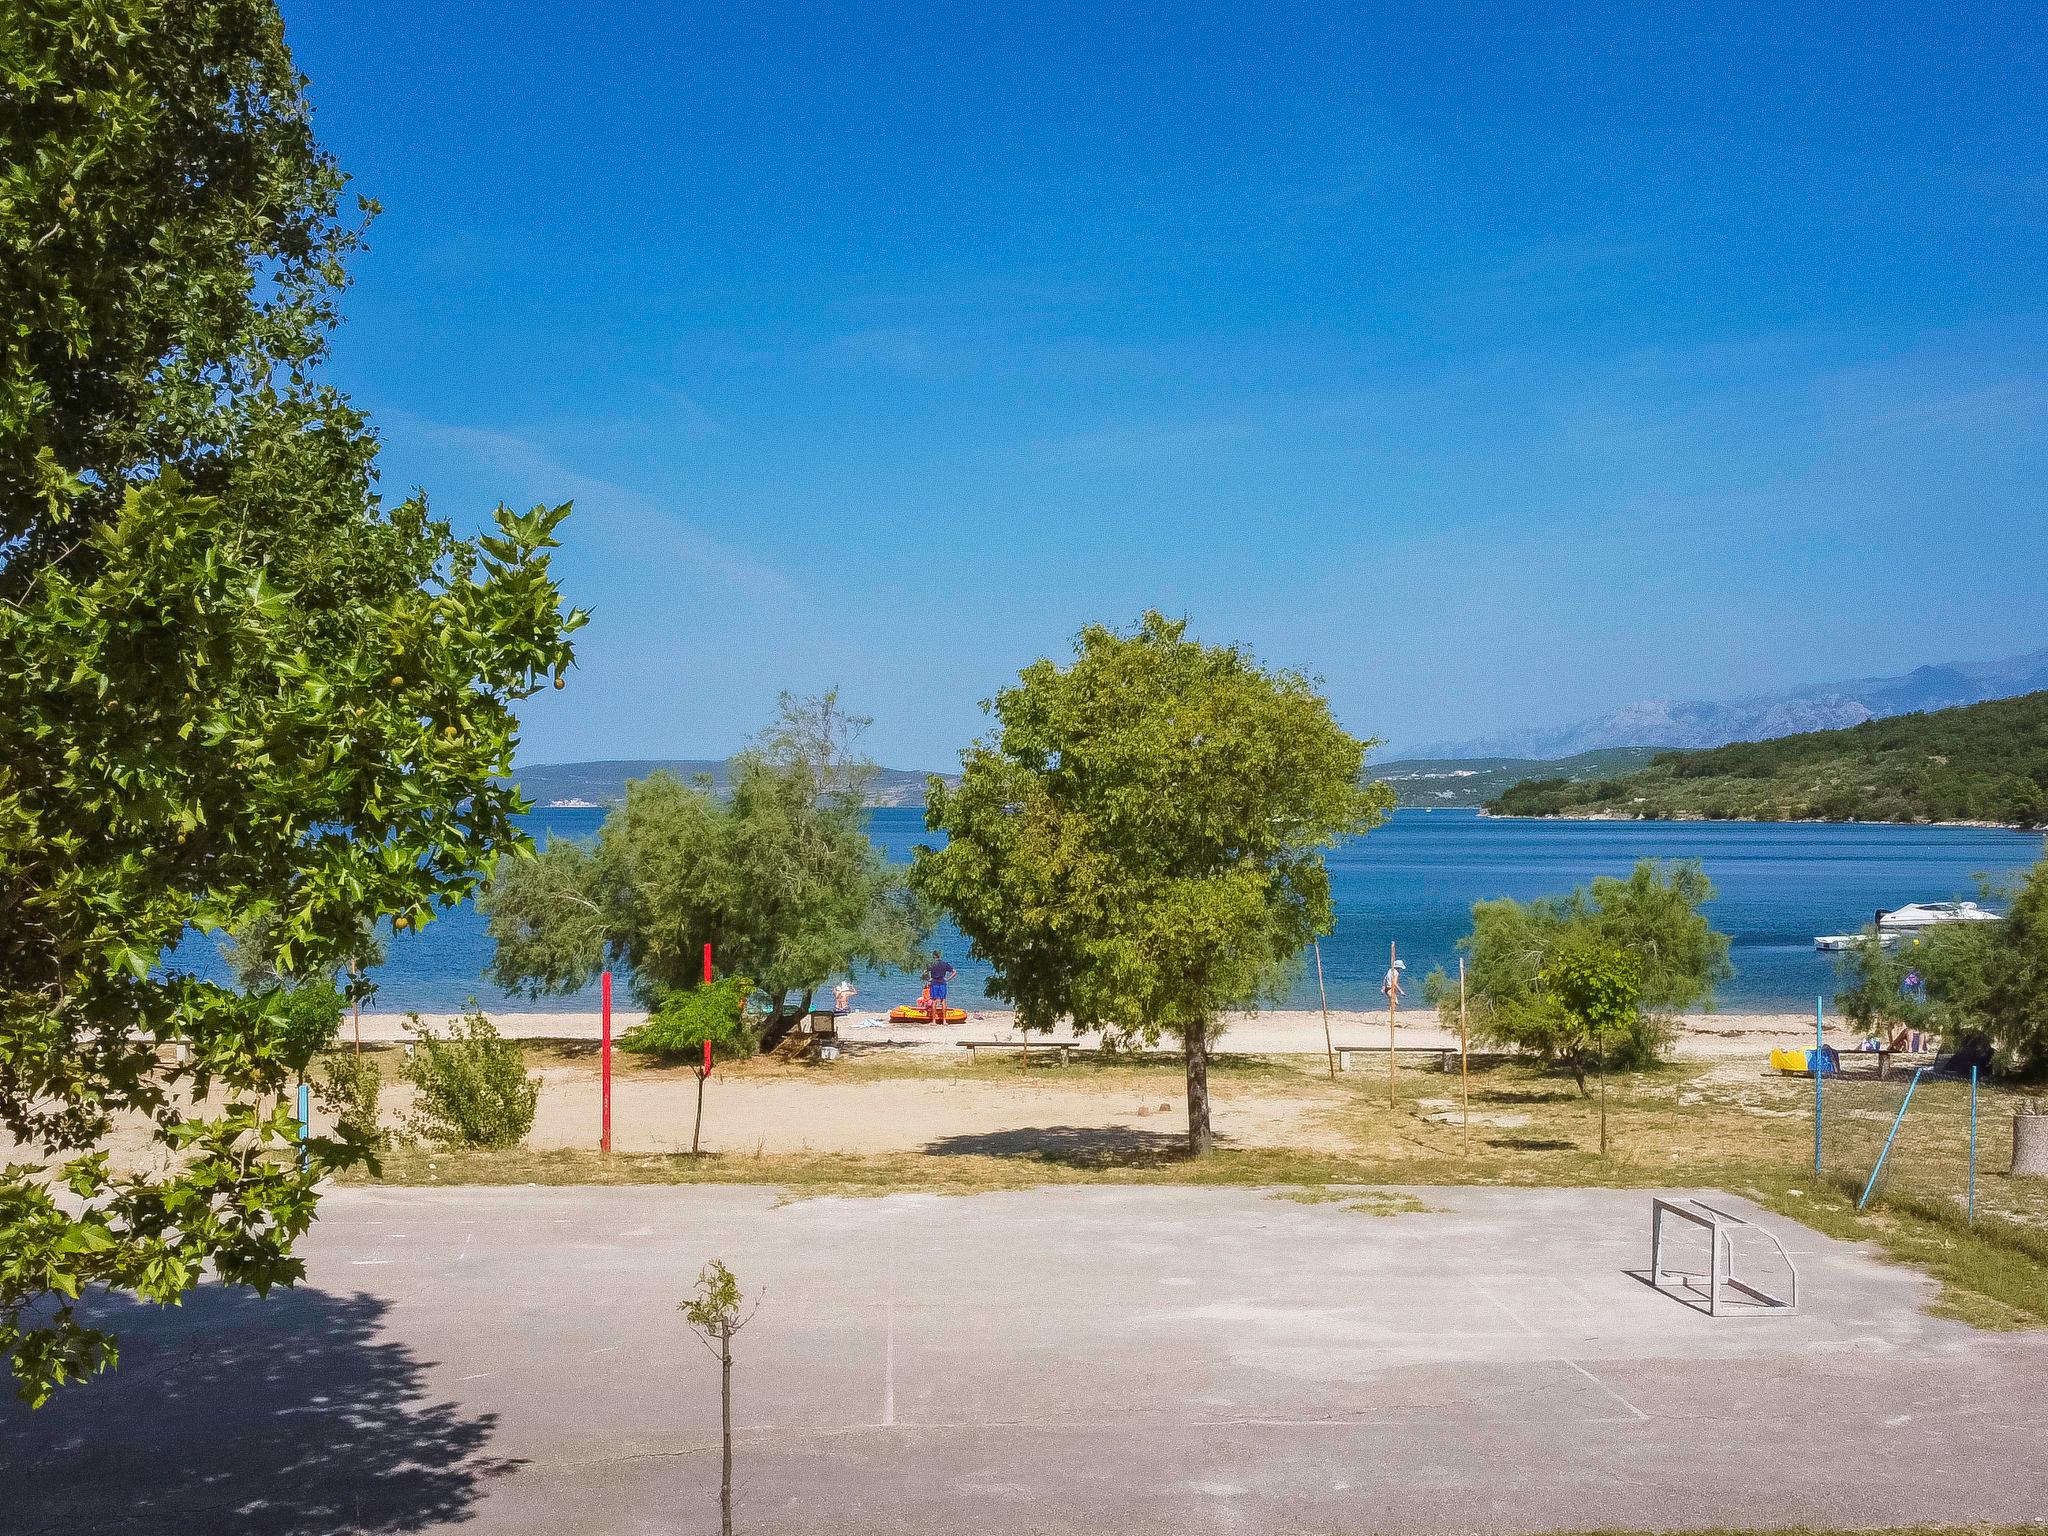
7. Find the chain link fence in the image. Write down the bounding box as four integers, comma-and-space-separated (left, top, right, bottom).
1816, 1059, 2048, 1231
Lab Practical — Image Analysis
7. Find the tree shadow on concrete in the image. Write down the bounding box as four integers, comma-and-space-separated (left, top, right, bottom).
923, 1124, 1195, 1168
0, 1285, 517, 1535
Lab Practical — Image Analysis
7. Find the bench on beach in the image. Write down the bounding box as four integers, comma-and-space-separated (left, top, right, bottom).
1333, 1043, 1507, 1074
958, 1039, 1088, 1065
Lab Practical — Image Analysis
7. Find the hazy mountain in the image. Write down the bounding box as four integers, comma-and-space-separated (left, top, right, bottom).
508, 759, 949, 810
1408, 645, 2048, 760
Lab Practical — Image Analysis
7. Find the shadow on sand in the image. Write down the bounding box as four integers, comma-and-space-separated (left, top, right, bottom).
0, 1285, 516, 1535
923, 1123, 1196, 1168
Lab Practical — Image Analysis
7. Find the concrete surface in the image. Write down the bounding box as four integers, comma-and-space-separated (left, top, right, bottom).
5, 1184, 2044, 1535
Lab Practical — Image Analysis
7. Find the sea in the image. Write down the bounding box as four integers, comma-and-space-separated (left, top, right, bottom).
177, 809, 2044, 1016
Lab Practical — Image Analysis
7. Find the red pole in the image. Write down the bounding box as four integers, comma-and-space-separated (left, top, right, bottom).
601, 969, 613, 1154
703, 942, 713, 985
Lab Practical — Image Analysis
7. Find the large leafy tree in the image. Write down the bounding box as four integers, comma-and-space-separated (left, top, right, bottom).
485, 694, 928, 1019
0, 3, 583, 1403
913, 613, 1391, 1153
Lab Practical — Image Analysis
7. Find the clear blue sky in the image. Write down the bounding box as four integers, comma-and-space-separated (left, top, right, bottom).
282, 3, 2048, 767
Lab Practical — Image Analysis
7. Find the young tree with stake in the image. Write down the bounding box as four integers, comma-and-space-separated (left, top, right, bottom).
914, 613, 1392, 1153
1540, 942, 1642, 1155
681, 1261, 758, 1536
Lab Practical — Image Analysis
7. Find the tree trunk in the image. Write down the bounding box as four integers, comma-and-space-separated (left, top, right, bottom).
719, 1324, 734, 1536
1184, 1021, 1212, 1155
693, 1070, 707, 1156
798, 986, 815, 1018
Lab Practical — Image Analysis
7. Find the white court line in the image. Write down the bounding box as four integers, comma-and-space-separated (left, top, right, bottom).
1470, 1280, 1649, 1423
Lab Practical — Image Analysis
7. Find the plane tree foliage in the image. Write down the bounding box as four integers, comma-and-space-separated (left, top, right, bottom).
912, 612, 1393, 1154
1426, 859, 1731, 1083
483, 695, 930, 1022
0, 2, 584, 1403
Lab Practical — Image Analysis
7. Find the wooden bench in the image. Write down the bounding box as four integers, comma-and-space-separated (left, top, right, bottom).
1333, 1043, 1506, 1073
958, 1039, 1086, 1065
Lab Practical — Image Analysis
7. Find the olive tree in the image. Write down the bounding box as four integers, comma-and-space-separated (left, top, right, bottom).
913, 613, 1392, 1153
484, 694, 928, 1022
0, 2, 584, 1403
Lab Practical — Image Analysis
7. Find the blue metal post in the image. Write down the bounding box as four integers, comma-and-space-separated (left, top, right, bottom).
1968, 1065, 1979, 1223
1814, 995, 1824, 1175
297, 1081, 311, 1171
1858, 1067, 1925, 1210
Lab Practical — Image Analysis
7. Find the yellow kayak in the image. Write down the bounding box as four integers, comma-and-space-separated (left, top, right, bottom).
889, 1005, 967, 1024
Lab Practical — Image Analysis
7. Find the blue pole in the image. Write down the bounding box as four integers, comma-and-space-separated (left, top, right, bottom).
1968, 1065, 1979, 1223
297, 1081, 311, 1171
1859, 1067, 1925, 1210
1814, 995, 1824, 1175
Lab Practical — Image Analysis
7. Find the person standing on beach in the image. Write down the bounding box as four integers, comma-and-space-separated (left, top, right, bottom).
924, 951, 955, 1023
832, 978, 857, 1015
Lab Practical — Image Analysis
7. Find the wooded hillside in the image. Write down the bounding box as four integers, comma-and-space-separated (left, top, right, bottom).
1487, 691, 2048, 827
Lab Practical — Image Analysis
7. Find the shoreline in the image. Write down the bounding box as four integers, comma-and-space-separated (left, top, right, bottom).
1477, 809, 2047, 832
358, 1005, 1858, 1060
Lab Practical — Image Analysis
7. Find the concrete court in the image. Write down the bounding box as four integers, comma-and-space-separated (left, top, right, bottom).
5, 1184, 2045, 1536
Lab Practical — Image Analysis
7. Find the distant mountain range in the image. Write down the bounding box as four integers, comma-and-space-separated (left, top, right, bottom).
507, 759, 945, 810
1407, 645, 2048, 760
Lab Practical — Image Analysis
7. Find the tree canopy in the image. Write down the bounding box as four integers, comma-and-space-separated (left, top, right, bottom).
1427, 859, 1731, 1083
1835, 845, 2048, 1074
0, 2, 583, 1403
484, 694, 928, 1017
912, 612, 1392, 1152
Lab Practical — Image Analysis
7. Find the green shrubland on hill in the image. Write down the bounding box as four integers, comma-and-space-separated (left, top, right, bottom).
1487, 690, 2048, 827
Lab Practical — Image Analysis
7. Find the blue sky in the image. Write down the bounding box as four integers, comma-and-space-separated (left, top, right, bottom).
282, 3, 2048, 767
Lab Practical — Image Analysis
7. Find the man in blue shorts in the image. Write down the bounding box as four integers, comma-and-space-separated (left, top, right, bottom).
924, 951, 955, 1023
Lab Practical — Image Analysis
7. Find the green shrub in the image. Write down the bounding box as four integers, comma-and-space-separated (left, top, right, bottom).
315, 1048, 384, 1148
401, 1007, 539, 1149
271, 983, 345, 1076
621, 976, 759, 1061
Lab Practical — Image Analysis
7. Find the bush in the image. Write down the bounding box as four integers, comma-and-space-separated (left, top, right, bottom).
271, 983, 345, 1077
315, 1048, 384, 1149
401, 1007, 539, 1149
621, 976, 759, 1061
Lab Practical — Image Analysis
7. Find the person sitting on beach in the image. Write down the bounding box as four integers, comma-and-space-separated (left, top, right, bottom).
924, 950, 955, 1023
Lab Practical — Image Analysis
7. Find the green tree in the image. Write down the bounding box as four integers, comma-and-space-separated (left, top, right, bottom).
1427, 859, 1728, 1079
680, 1260, 757, 1536
912, 613, 1392, 1153
1837, 847, 2048, 1074
0, 5, 583, 1403
485, 694, 927, 1022
1541, 942, 1642, 1149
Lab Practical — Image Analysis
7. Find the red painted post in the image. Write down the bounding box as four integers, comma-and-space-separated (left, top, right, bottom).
601, 969, 613, 1154
703, 942, 713, 985
703, 1037, 713, 1075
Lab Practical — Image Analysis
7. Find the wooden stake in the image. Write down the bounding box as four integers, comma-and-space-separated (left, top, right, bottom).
1314, 940, 1336, 1083
1459, 956, 1470, 1155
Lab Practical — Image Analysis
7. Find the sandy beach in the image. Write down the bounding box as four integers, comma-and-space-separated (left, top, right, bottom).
356, 1005, 1848, 1059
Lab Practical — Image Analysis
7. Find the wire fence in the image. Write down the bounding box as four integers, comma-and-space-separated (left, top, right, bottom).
1815, 1059, 2048, 1231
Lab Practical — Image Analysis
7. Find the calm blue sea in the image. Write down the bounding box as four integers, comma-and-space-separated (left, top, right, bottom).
177, 809, 2044, 1015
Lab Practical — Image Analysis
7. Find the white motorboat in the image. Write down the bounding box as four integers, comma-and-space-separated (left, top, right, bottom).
1815, 900, 2000, 951
1876, 900, 2000, 932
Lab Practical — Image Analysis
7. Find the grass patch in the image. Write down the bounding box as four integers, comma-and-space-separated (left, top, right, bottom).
1269, 1187, 1428, 1216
